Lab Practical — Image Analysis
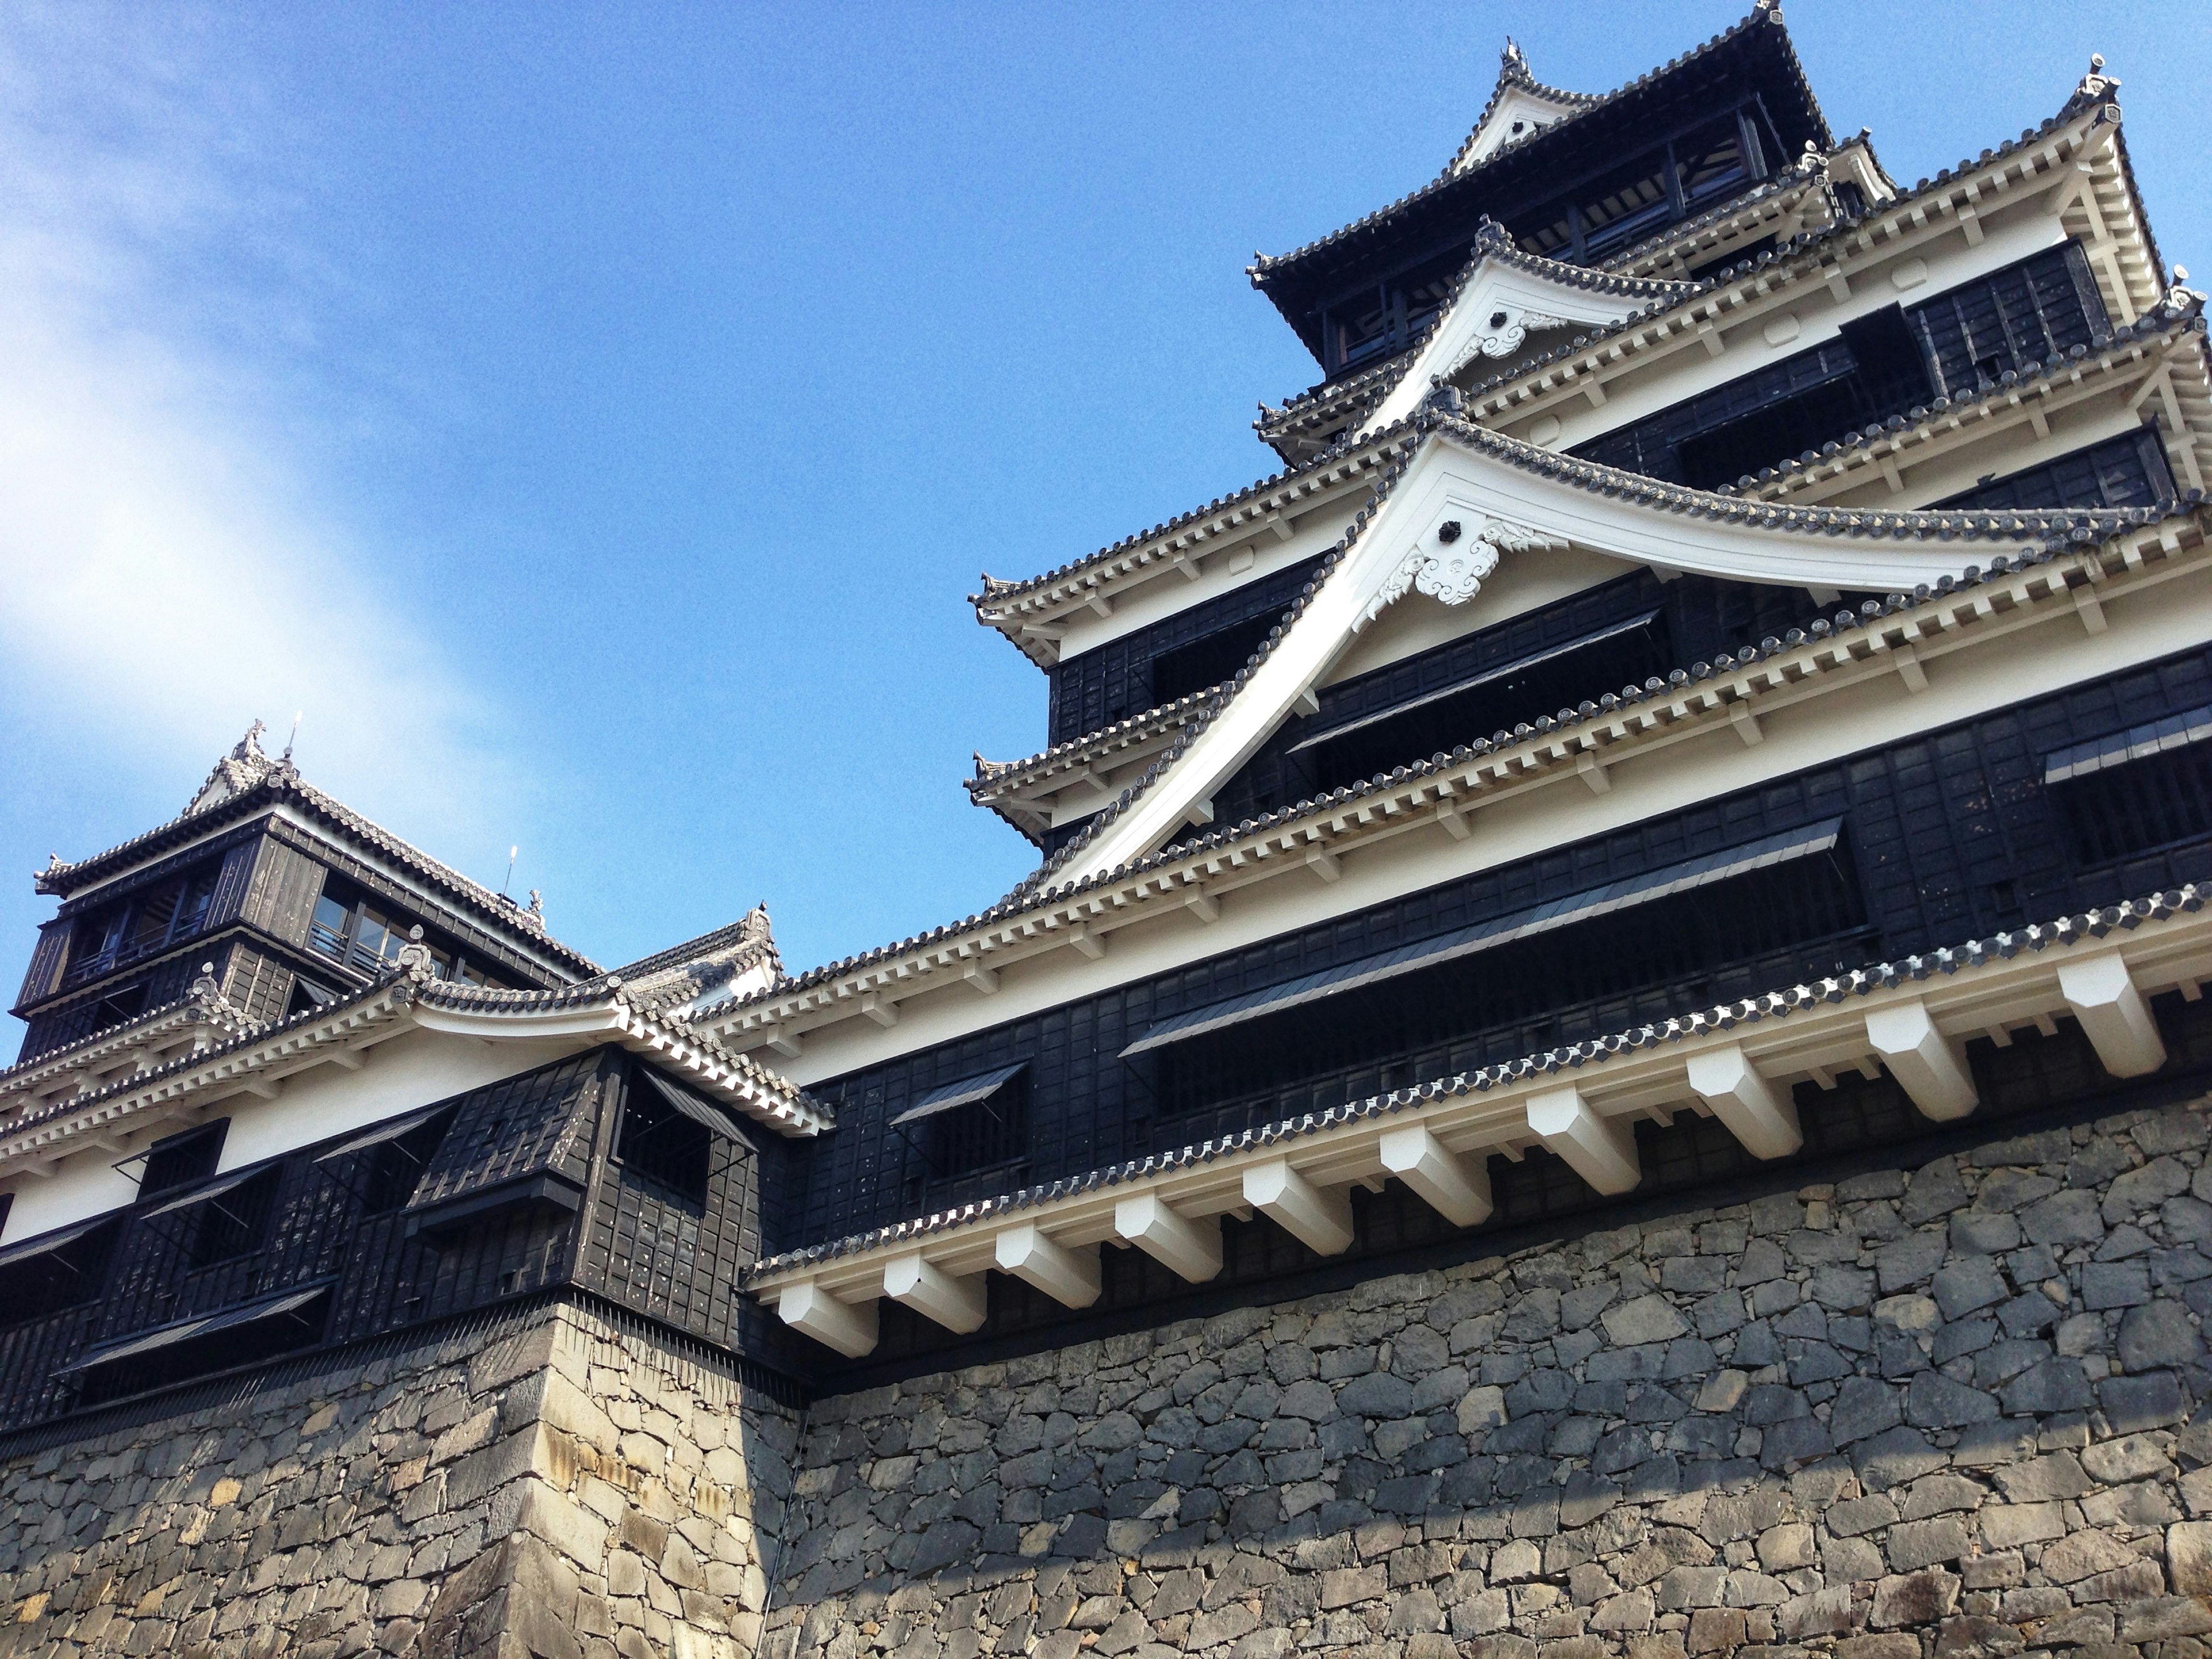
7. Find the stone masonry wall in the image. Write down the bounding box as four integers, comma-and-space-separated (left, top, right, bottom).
0, 1300, 801, 1659
761, 1095, 2212, 1659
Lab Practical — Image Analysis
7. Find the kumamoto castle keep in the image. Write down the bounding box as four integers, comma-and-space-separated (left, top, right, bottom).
18, 7, 2212, 1659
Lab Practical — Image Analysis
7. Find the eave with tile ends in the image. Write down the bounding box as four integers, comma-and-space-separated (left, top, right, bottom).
1728, 297, 2212, 505
1597, 135, 1892, 282
714, 499, 2210, 1071
1461, 89, 2161, 442
1444, 40, 1603, 178
0, 948, 830, 1184
971, 427, 1418, 668
1043, 412, 2131, 888
747, 885, 2212, 1357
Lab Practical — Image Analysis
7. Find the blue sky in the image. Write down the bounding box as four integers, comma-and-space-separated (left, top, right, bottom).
1, 1, 2206, 1006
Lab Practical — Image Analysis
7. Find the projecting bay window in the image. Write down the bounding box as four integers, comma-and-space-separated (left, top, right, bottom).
1289, 611, 1674, 797
1128, 822, 1871, 1132
1574, 243, 2111, 491
2046, 707, 2212, 869
309, 881, 502, 987
59, 861, 221, 989
890, 1063, 1031, 1184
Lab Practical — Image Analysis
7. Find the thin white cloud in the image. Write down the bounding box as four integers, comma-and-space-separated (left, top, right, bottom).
0, 4, 521, 851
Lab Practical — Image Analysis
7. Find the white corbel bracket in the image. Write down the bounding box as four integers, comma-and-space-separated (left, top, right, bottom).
777, 1281, 878, 1357
1243, 1157, 1354, 1256
995, 1222, 1101, 1308
1526, 1085, 1640, 1194
2057, 949, 2168, 1078
1379, 1124, 1493, 1227
1865, 999, 1977, 1120
1115, 1192, 1221, 1282
884, 1251, 987, 1334
1685, 1044, 1802, 1160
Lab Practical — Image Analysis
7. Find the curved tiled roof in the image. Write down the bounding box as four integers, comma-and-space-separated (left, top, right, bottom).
1724, 296, 2209, 497
744, 882, 2203, 1280
1251, 2, 1827, 289
970, 423, 1416, 620
1455, 92, 2129, 423
1256, 224, 1698, 453
34, 767, 600, 978
1440, 40, 1604, 180
2, 945, 830, 1155
744, 418, 2195, 1027
1005, 407, 2169, 895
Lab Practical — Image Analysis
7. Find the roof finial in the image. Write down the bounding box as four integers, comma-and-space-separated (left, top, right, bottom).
281, 710, 301, 764
527, 889, 544, 921
1502, 36, 1524, 69
2075, 52, 2118, 103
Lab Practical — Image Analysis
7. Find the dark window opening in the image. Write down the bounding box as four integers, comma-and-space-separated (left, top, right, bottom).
1911, 241, 2108, 400
1148, 848, 1869, 1129
309, 879, 502, 987
1936, 427, 2176, 514
1294, 614, 1675, 796
363, 1110, 456, 1215
1506, 103, 1775, 269
285, 975, 339, 1021
73, 1287, 330, 1407
1150, 612, 1284, 706
188, 1167, 281, 1269
138, 1122, 227, 1199
60, 862, 221, 990
0, 1218, 120, 1327
1574, 245, 2107, 490
616, 1078, 712, 1206
92, 982, 150, 1029
2054, 744, 2212, 866
1831, 180, 1868, 218
893, 1065, 1031, 1183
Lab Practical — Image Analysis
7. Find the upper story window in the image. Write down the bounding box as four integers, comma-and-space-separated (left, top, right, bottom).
60, 862, 221, 990
1513, 106, 1771, 266
309, 880, 503, 987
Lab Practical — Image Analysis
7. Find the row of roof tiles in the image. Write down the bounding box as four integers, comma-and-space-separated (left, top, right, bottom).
987, 88, 2127, 624
743, 882, 2202, 1281
1250, 1, 1821, 282
990, 308, 2209, 808
749, 420, 2189, 1017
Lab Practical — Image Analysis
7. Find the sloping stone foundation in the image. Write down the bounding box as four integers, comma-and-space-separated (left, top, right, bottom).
11, 1097, 2212, 1659
759, 1096, 2212, 1659
0, 1300, 800, 1659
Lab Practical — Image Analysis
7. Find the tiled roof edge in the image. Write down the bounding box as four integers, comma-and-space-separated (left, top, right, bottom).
751, 463, 2199, 1009
744, 882, 2205, 1280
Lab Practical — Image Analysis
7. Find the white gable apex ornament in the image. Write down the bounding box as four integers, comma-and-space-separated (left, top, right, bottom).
1056, 423, 2048, 884
1357, 512, 1561, 631
1359, 247, 1693, 436
1450, 42, 1598, 174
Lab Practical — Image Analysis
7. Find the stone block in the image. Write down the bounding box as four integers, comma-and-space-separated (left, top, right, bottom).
1869, 1568, 1961, 1628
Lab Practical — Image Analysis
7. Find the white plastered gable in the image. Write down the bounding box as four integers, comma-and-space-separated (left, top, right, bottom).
1060, 426, 2045, 884
1456, 83, 1584, 172
1363, 257, 1681, 435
